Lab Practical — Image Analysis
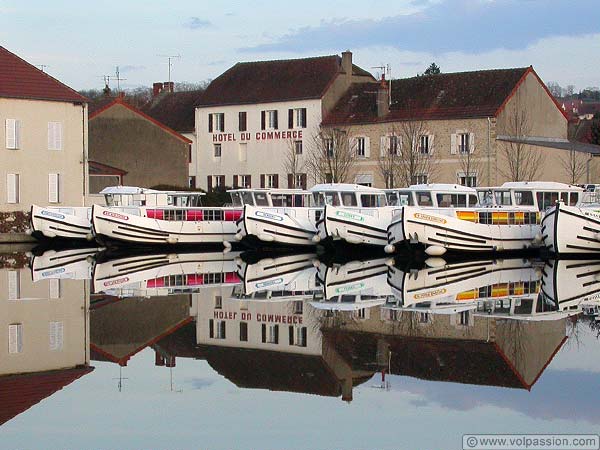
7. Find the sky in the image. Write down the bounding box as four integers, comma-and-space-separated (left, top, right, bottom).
1, 0, 599, 92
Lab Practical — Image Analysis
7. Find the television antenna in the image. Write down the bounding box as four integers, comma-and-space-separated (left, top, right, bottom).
371, 64, 392, 105
114, 66, 127, 93
112, 366, 129, 392
157, 54, 181, 83
37, 64, 48, 72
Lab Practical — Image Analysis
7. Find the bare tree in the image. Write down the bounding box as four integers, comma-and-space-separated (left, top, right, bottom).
560, 147, 589, 184
282, 138, 305, 188
378, 121, 437, 187
457, 136, 484, 187
499, 98, 543, 181
306, 127, 356, 184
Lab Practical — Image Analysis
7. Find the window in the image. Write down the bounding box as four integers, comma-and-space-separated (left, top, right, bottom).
294, 140, 303, 155
295, 174, 307, 189
208, 113, 224, 132
289, 108, 307, 128
48, 122, 63, 150
8, 270, 20, 300
293, 301, 303, 314
8, 324, 23, 354
49, 279, 61, 299
48, 173, 60, 203
239, 142, 247, 162
262, 324, 279, 344
240, 175, 251, 188
267, 110, 278, 129
325, 138, 334, 157
208, 175, 225, 190
239, 322, 248, 342
413, 174, 428, 185
415, 191, 433, 206
355, 173, 373, 187
418, 312, 431, 324
7, 173, 19, 204
49, 321, 64, 351
341, 192, 358, 206
389, 135, 399, 155
459, 311, 471, 326
267, 174, 278, 188
514, 190, 534, 206
213, 144, 222, 158
5, 119, 21, 149
458, 133, 470, 154
458, 173, 477, 187
210, 320, 226, 339
419, 135, 430, 154
289, 326, 307, 347
189, 176, 196, 188
356, 137, 366, 157
361, 194, 385, 207
238, 111, 247, 132
214, 295, 222, 309
436, 193, 467, 207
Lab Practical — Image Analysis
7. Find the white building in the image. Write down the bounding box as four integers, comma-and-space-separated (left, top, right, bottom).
195, 51, 374, 190
0, 46, 88, 215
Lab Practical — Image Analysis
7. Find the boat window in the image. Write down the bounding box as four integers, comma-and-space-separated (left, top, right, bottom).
494, 191, 512, 206
271, 194, 294, 207
415, 191, 433, 207
560, 192, 568, 204
514, 190, 534, 206
514, 298, 534, 315
468, 194, 478, 206
230, 192, 242, 207
569, 192, 579, 205
312, 192, 325, 207
341, 295, 355, 303
360, 194, 385, 207
478, 190, 494, 206
104, 194, 114, 206
254, 192, 270, 206
324, 192, 340, 206
386, 192, 398, 206
436, 193, 467, 207
241, 191, 255, 205
341, 192, 358, 207
294, 194, 308, 207
536, 191, 559, 211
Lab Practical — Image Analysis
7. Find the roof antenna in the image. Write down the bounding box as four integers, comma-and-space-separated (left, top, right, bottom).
112, 366, 129, 392
37, 64, 48, 72
114, 66, 127, 93
371, 64, 392, 105
157, 54, 181, 84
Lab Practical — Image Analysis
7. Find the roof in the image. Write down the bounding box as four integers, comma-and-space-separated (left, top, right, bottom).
389, 183, 477, 193
0, 46, 87, 103
497, 135, 600, 155
310, 183, 385, 193
198, 55, 373, 107
88, 160, 128, 176
323, 67, 559, 125
88, 96, 192, 144
142, 90, 203, 133
500, 180, 583, 190
0, 366, 93, 426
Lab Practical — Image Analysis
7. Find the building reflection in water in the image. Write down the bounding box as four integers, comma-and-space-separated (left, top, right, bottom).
0, 250, 92, 426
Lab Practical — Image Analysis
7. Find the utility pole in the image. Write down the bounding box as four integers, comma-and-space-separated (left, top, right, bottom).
157, 54, 181, 84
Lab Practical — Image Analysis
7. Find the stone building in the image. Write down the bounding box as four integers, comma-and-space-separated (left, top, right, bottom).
322, 66, 587, 187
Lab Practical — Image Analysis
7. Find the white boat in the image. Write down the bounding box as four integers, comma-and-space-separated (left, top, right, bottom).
92, 251, 241, 296
30, 247, 99, 282
539, 259, 600, 311
30, 186, 205, 241
233, 189, 319, 247
313, 184, 395, 246
541, 201, 600, 255
385, 181, 582, 255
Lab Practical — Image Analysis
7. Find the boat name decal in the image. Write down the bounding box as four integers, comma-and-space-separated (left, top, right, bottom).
103, 211, 129, 221
414, 288, 447, 299
414, 213, 447, 224
255, 210, 284, 221
41, 210, 65, 220
335, 282, 365, 294
255, 278, 284, 289
104, 276, 130, 286
41, 267, 66, 277
335, 210, 364, 222
583, 210, 600, 219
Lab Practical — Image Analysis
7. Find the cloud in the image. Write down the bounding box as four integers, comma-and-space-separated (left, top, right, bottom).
186, 378, 215, 390
240, 0, 600, 54
184, 17, 212, 30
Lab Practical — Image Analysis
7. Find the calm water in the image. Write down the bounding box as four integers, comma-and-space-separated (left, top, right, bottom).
0, 247, 599, 450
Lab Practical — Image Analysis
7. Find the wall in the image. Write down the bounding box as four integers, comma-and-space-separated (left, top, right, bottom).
89, 103, 189, 189
0, 98, 87, 213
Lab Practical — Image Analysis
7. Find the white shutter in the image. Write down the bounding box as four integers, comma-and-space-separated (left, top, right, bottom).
7, 173, 19, 204
469, 132, 475, 154
49, 321, 64, 351
450, 133, 457, 155
8, 270, 20, 300
380, 136, 387, 156
48, 122, 62, 150
9, 324, 23, 353
49, 279, 61, 299
364, 137, 370, 158
429, 134, 435, 154
48, 122, 55, 149
350, 137, 358, 156
5, 119, 16, 149
15, 120, 21, 149
49, 173, 60, 203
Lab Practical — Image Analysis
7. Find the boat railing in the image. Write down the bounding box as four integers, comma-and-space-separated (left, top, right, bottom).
145, 207, 243, 222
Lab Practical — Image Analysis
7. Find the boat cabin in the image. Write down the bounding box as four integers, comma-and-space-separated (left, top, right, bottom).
310, 184, 387, 208
385, 184, 479, 208
101, 186, 205, 207
228, 188, 312, 208
477, 182, 583, 211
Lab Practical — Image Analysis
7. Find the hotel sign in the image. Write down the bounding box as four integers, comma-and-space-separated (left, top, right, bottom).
212, 130, 303, 142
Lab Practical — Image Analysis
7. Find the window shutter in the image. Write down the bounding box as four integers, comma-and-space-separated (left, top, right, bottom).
49, 321, 64, 351
208, 114, 213, 132
5, 119, 16, 149
469, 132, 475, 154
246, 175, 251, 187
232, 175, 238, 188
48, 173, 59, 203
8, 324, 23, 354
301, 108, 307, 128
261, 324, 266, 343
209, 319, 214, 338
55, 123, 62, 149
273, 111, 278, 130
219, 175, 225, 187
14, 120, 21, 149
288, 109, 294, 129
429, 134, 435, 154
239, 112, 246, 131
7, 174, 17, 204
273, 324, 279, 344
364, 137, 371, 158
221, 114, 225, 132
207, 176, 212, 191
220, 321, 226, 339
301, 174, 307, 189
49, 279, 61, 299
380, 136, 387, 156
8, 270, 19, 300
48, 122, 55, 149
273, 174, 279, 188
260, 174, 265, 188
287, 173, 294, 188
261, 111, 265, 130
450, 133, 457, 155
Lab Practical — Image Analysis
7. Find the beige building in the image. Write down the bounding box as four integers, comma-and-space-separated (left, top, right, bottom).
0, 46, 88, 220
322, 66, 593, 187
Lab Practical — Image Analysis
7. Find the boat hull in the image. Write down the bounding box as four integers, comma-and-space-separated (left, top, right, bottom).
30, 205, 92, 240
542, 202, 600, 255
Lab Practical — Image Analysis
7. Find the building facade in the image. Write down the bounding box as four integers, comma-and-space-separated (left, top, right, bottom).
0, 46, 88, 218
322, 67, 586, 187
195, 52, 374, 190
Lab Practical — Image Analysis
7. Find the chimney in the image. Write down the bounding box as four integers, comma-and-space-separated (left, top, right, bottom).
164, 81, 174, 93
377, 75, 390, 118
341, 50, 352, 81
153, 82, 164, 97
155, 351, 165, 366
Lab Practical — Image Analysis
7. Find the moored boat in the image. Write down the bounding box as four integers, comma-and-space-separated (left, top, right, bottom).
541, 201, 600, 255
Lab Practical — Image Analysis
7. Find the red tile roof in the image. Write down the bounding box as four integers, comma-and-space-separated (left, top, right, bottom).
142, 90, 204, 133
0, 366, 93, 426
89, 160, 128, 176
323, 67, 556, 125
198, 55, 373, 107
0, 46, 87, 103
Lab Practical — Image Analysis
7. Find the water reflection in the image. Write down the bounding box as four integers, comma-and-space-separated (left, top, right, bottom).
1, 246, 599, 430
